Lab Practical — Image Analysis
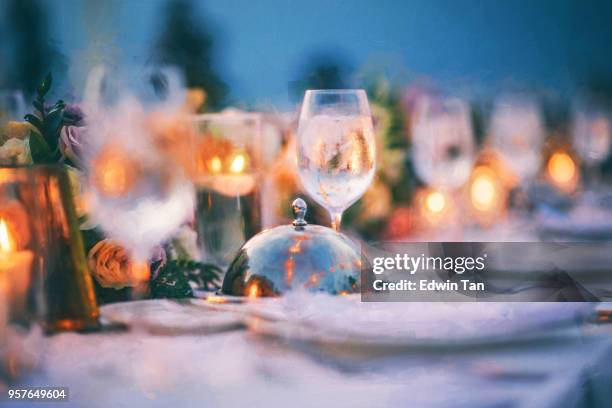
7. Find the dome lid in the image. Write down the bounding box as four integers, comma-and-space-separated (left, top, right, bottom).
222, 198, 361, 297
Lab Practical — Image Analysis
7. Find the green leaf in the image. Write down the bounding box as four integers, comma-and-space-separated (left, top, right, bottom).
37, 72, 52, 97
52, 100, 66, 111
28, 130, 54, 163
24, 114, 44, 132
43, 108, 64, 149
80, 228, 106, 253
32, 99, 44, 113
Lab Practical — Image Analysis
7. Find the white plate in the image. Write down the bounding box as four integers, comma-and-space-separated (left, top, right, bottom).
101, 299, 244, 335
218, 293, 596, 349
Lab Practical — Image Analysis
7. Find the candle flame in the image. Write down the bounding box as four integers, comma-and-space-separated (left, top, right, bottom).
548, 151, 576, 186
248, 283, 259, 298
210, 156, 222, 173
471, 168, 497, 211
103, 160, 128, 193
230, 154, 246, 173
93, 149, 138, 197
426, 191, 446, 214
0, 219, 12, 252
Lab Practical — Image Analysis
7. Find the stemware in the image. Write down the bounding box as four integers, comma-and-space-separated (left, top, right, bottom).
411, 95, 475, 190
296, 89, 376, 231
489, 96, 544, 184
571, 100, 611, 186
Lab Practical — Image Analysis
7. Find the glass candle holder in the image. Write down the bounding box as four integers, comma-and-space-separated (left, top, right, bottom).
190, 112, 263, 268
0, 166, 99, 334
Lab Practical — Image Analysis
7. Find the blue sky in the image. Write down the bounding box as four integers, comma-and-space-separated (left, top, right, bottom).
25, 0, 612, 108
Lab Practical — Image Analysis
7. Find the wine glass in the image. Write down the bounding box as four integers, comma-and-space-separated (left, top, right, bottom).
297, 90, 376, 231
571, 100, 611, 186
489, 96, 544, 184
411, 95, 475, 190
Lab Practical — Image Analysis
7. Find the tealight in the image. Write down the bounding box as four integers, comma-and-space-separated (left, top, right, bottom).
546, 150, 579, 193
468, 165, 506, 226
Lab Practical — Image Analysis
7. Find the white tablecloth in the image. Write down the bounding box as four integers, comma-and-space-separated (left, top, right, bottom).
9, 301, 612, 408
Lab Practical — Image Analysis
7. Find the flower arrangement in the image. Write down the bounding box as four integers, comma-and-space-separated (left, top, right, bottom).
0, 73, 221, 302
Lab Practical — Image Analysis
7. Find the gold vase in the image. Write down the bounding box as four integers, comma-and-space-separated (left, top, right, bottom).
0, 165, 100, 333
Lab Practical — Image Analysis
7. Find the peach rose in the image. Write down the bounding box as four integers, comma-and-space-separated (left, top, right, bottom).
87, 240, 150, 289
0, 138, 31, 165
3, 121, 36, 140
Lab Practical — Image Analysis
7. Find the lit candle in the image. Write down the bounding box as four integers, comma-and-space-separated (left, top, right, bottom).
546, 150, 579, 193
414, 188, 453, 228
92, 147, 140, 198
209, 156, 222, 173
248, 282, 259, 298
468, 165, 506, 226
204, 152, 256, 197
230, 154, 246, 174
426, 191, 447, 214
0, 218, 34, 317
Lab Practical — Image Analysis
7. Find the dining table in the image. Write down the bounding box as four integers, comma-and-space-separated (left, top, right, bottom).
6, 296, 612, 408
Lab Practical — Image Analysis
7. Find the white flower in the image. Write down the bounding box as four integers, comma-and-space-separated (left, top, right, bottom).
0, 138, 32, 165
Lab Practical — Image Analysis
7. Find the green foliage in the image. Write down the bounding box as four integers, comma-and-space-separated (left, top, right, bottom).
25, 73, 66, 164
152, 0, 228, 110
151, 259, 222, 299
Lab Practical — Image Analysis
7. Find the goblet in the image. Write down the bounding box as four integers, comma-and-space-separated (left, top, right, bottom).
411, 95, 475, 190
571, 100, 611, 186
489, 96, 544, 184
296, 90, 376, 231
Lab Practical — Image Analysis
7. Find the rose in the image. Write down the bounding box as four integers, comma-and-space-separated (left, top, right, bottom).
87, 239, 151, 289
59, 125, 86, 166
3, 121, 36, 140
0, 138, 32, 165
63, 104, 85, 126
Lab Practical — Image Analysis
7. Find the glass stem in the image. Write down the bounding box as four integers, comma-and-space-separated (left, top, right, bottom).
330, 210, 343, 232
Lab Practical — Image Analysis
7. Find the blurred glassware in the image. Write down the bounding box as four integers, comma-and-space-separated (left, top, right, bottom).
571, 100, 611, 185
297, 89, 376, 231
411, 95, 475, 190
191, 111, 263, 267
489, 96, 545, 184
0, 90, 26, 127
84, 65, 186, 111
82, 65, 194, 260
